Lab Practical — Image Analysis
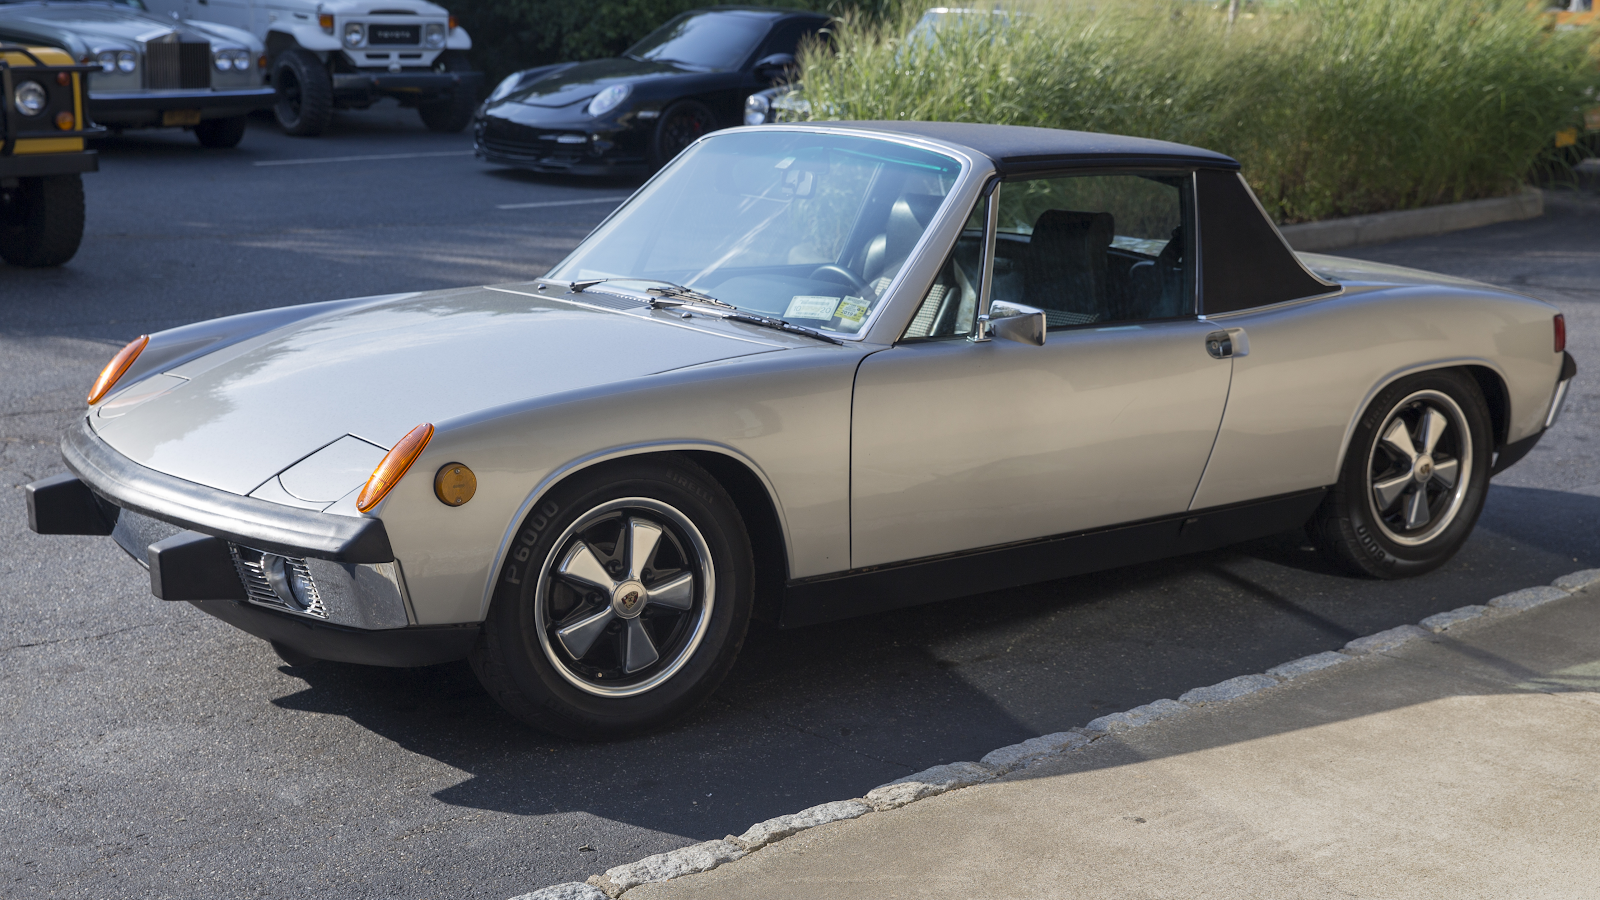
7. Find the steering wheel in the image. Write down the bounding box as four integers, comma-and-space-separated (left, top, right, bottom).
808, 264, 872, 297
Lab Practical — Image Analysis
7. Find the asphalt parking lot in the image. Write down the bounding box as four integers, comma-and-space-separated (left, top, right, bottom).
3, 109, 1597, 900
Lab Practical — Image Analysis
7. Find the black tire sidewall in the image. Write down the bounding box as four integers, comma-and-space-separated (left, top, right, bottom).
472, 455, 752, 738
0, 174, 84, 267
1320, 369, 1492, 577
650, 100, 717, 169
273, 49, 333, 136
194, 116, 247, 148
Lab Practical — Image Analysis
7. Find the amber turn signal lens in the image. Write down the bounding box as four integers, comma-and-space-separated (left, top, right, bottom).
56, 72, 71, 86
448, 14, 458, 30
434, 463, 477, 507
357, 424, 434, 512
55, 111, 74, 131
319, 12, 334, 30
87, 335, 149, 405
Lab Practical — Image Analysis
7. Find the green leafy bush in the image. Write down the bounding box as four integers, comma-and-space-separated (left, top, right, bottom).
799, 0, 1599, 222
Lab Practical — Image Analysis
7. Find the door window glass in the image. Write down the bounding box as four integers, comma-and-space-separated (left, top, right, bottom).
994, 173, 1193, 328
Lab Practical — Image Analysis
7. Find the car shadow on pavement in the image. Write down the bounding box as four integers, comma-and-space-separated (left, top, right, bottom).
263, 485, 1600, 843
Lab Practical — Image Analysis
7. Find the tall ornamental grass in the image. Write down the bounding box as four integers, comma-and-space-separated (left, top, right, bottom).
799, 0, 1600, 222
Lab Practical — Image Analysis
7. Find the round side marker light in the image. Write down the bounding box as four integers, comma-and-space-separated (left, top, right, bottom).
357, 423, 433, 512
88, 335, 149, 405
434, 463, 477, 506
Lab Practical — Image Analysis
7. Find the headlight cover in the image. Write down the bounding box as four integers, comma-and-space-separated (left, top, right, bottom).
586, 83, 631, 118
117, 50, 137, 73
13, 81, 46, 117
343, 22, 365, 47
743, 92, 771, 126
214, 49, 250, 72
487, 73, 522, 104
424, 23, 446, 48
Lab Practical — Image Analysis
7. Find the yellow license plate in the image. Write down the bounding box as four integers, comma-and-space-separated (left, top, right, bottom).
163, 109, 203, 127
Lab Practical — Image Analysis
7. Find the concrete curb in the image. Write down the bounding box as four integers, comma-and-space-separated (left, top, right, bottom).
1279, 188, 1543, 252
511, 567, 1595, 900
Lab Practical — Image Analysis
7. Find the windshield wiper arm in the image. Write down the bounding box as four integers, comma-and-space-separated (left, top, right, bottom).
722, 312, 842, 345
568, 277, 732, 309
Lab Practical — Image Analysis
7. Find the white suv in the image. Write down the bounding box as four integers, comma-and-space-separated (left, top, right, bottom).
142, 0, 481, 134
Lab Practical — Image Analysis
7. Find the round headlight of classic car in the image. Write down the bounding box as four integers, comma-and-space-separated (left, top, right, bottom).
424, 23, 446, 48
213, 49, 249, 71
96, 50, 118, 74
13, 81, 46, 117
743, 92, 771, 126
586, 83, 631, 118
343, 22, 365, 47
117, 50, 137, 73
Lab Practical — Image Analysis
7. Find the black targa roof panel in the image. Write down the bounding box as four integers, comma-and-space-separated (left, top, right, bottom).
824, 121, 1241, 175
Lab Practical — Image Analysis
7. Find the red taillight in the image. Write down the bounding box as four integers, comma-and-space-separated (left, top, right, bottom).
1554, 314, 1566, 354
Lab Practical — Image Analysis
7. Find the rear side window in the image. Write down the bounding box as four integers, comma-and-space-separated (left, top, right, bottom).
1196, 170, 1332, 314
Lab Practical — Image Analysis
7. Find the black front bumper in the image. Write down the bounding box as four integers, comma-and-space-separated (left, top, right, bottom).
0, 149, 97, 178
28, 421, 477, 667
89, 87, 276, 116
333, 70, 483, 102
474, 109, 651, 176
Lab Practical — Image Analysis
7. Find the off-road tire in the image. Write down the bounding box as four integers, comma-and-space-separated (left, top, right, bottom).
418, 89, 475, 133
0, 174, 85, 268
273, 48, 334, 136
194, 115, 248, 148
650, 99, 718, 169
470, 455, 753, 740
1308, 369, 1492, 578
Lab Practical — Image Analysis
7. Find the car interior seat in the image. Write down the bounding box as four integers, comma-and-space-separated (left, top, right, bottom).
1022, 209, 1113, 327
862, 193, 946, 296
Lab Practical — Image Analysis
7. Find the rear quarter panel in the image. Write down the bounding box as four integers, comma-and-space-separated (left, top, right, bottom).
1189, 279, 1561, 510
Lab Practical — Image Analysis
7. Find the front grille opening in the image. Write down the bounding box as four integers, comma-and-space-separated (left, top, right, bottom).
146, 40, 212, 91
230, 545, 327, 618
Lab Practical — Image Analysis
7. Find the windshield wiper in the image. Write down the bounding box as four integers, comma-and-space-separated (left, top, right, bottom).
567, 277, 733, 309
722, 312, 842, 345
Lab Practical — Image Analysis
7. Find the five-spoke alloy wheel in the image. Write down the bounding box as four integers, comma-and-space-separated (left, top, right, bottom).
471, 455, 752, 739
1310, 369, 1491, 578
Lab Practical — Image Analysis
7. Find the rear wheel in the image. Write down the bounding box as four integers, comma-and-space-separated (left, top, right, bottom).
650, 99, 717, 169
471, 455, 753, 739
1309, 369, 1491, 578
0, 174, 85, 268
194, 115, 248, 148
273, 48, 334, 136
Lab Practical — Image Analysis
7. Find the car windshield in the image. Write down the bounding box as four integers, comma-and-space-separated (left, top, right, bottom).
548, 130, 965, 337
624, 10, 772, 71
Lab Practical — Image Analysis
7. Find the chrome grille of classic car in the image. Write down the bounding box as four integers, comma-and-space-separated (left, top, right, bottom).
146, 40, 212, 90
229, 544, 328, 618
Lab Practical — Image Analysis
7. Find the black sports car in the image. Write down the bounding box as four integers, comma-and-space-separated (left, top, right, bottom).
474, 6, 827, 176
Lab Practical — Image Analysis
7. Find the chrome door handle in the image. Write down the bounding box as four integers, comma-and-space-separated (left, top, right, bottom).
1205, 327, 1249, 360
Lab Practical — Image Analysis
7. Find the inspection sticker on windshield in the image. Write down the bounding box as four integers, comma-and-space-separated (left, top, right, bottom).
835, 296, 869, 325
785, 296, 841, 320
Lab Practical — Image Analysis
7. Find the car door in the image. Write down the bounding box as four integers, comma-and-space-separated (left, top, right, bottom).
850, 170, 1234, 569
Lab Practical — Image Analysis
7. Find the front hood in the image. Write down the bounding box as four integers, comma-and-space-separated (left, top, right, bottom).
91, 285, 783, 497
317, 0, 447, 14
502, 57, 691, 109
0, 3, 180, 45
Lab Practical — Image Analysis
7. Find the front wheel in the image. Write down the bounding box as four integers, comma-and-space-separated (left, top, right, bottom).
471, 455, 753, 739
1309, 369, 1492, 578
273, 48, 334, 136
650, 100, 717, 169
194, 115, 248, 148
0, 174, 85, 267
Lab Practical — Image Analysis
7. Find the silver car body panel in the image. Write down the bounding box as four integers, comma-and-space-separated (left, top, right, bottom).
59, 123, 1569, 634
851, 320, 1232, 568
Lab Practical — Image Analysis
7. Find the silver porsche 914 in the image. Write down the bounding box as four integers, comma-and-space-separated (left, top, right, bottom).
27, 122, 1576, 738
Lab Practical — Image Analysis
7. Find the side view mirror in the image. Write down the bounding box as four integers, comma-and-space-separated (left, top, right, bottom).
987, 301, 1046, 346
753, 53, 797, 83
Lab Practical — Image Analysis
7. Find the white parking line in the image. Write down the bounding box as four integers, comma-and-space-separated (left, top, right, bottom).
496, 196, 631, 210
252, 150, 476, 166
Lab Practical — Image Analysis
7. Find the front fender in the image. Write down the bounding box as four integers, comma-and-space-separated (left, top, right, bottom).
446, 25, 471, 50
267, 24, 342, 54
